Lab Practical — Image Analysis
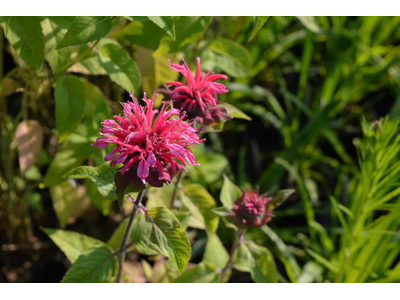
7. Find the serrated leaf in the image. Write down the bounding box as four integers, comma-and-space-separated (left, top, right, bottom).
233, 241, 277, 283
41, 227, 104, 263
62, 245, 117, 283
184, 184, 219, 234
64, 165, 117, 200
147, 17, 176, 41
138, 206, 191, 274
56, 16, 112, 49
220, 174, 242, 208
218, 103, 252, 121
50, 181, 91, 228
15, 120, 43, 176
173, 262, 218, 283
99, 43, 141, 93
203, 234, 229, 269
1, 17, 44, 70
248, 16, 269, 41
55, 75, 86, 141
154, 16, 211, 56
208, 38, 251, 77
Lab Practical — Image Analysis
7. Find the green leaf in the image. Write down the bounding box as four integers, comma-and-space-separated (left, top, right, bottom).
99, 43, 141, 93
64, 165, 117, 200
85, 179, 112, 216
138, 206, 191, 274
62, 245, 117, 283
248, 16, 269, 41
173, 262, 218, 283
203, 234, 229, 269
41, 17, 73, 78
147, 17, 176, 41
1, 16, 44, 70
55, 75, 86, 141
211, 206, 234, 218
171, 211, 191, 231
296, 17, 322, 34
49, 181, 91, 228
56, 16, 112, 49
271, 189, 295, 209
220, 174, 242, 209
218, 103, 252, 121
233, 241, 278, 283
180, 191, 206, 230
41, 227, 104, 263
208, 38, 251, 77
184, 184, 219, 234
154, 16, 211, 56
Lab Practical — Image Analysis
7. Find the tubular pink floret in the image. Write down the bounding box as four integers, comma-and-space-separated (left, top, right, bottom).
91, 92, 203, 186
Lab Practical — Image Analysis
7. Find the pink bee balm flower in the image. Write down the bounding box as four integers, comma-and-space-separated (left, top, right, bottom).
91, 92, 204, 190
158, 57, 231, 126
232, 189, 274, 228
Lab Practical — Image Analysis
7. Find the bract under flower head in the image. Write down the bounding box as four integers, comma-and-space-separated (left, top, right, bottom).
158, 57, 231, 126
232, 189, 274, 228
91, 92, 204, 189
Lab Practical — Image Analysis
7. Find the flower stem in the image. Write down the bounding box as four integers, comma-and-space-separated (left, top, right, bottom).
219, 229, 246, 283
170, 170, 183, 210
116, 189, 145, 283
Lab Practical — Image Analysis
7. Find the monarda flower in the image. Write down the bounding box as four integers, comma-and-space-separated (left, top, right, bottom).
157, 57, 231, 126
230, 189, 295, 228
91, 92, 204, 192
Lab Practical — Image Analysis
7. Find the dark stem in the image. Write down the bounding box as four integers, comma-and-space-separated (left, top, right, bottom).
170, 170, 183, 210
116, 189, 145, 283
219, 229, 246, 283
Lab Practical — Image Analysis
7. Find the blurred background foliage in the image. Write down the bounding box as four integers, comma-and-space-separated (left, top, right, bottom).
1, 16, 400, 283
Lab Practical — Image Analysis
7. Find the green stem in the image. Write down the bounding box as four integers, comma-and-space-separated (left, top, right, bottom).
116, 189, 145, 283
219, 229, 245, 283
170, 170, 183, 210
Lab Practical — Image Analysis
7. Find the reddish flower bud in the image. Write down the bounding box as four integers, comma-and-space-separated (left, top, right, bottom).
232, 190, 274, 228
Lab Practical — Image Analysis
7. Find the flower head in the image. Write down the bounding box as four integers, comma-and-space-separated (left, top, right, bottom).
232, 189, 274, 228
158, 57, 231, 126
91, 92, 204, 189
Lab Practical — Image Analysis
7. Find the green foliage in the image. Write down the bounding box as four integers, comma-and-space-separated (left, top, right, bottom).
220, 174, 242, 208
61, 245, 117, 283
138, 206, 191, 274
173, 262, 218, 283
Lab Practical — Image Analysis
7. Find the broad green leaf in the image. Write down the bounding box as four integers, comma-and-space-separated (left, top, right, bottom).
184, 184, 219, 234
62, 245, 118, 283
180, 191, 206, 230
15, 120, 43, 176
55, 75, 86, 141
138, 206, 191, 274
41, 18, 73, 77
218, 103, 252, 121
173, 262, 218, 283
1, 16, 44, 70
64, 165, 116, 200
41, 227, 103, 263
203, 234, 229, 269
99, 43, 141, 93
85, 179, 112, 216
81, 77, 112, 120
248, 16, 269, 41
49, 181, 91, 228
296, 16, 322, 34
154, 16, 211, 56
147, 17, 176, 41
171, 211, 191, 231
113, 21, 166, 50
56, 16, 112, 49
208, 38, 251, 77
220, 174, 242, 208
233, 241, 278, 283
146, 184, 174, 209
